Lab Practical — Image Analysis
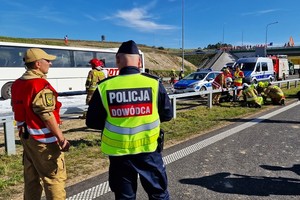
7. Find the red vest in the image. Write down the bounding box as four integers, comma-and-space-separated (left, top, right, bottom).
11, 78, 61, 143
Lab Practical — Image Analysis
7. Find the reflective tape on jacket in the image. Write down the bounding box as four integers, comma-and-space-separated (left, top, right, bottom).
98, 73, 160, 156
105, 119, 160, 135
27, 126, 58, 143
101, 131, 159, 150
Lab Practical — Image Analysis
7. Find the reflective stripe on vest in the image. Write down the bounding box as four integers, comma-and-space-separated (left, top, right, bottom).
99, 73, 160, 155
105, 119, 160, 135
101, 131, 158, 150
27, 126, 57, 143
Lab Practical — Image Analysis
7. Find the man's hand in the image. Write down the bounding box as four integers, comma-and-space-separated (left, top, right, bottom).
59, 139, 70, 152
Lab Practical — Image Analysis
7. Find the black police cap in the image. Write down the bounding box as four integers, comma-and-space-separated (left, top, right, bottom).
117, 40, 139, 54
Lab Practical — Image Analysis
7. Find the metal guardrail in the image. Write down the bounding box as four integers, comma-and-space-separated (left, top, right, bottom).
0, 115, 16, 155
169, 87, 238, 119
1, 79, 299, 155
169, 78, 300, 119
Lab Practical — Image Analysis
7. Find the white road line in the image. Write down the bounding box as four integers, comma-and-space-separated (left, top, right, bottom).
67, 101, 299, 200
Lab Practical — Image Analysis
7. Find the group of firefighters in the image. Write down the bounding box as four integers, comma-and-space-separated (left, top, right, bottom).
212, 65, 285, 107
86, 61, 286, 111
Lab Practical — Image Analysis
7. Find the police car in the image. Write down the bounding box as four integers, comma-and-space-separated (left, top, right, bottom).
173, 70, 221, 94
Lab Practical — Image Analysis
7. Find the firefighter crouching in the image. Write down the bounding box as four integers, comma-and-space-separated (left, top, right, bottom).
242, 83, 263, 108
256, 81, 285, 105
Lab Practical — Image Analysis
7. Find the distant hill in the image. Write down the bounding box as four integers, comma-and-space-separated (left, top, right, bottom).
0, 36, 216, 75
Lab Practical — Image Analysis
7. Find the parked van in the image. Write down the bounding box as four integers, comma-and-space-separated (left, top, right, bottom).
234, 57, 274, 84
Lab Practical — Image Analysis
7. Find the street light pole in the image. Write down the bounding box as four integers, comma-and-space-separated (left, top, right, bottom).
265, 21, 278, 47
222, 24, 225, 45
181, 0, 184, 72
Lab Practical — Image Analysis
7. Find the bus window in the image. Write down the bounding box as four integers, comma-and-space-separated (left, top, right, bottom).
0, 46, 26, 67
96, 52, 116, 68
0, 41, 145, 99
74, 51, 93, 67
45, 49, 73, 68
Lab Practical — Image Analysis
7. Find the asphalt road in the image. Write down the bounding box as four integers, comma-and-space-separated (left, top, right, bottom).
65, 100, 300, 200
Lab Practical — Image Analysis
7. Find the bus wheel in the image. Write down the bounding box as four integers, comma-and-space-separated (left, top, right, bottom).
1, 82, 13, 100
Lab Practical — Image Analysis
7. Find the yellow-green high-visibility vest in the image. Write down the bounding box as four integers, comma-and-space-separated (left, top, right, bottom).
234, 71, 243, 85
98, 73, 160, 156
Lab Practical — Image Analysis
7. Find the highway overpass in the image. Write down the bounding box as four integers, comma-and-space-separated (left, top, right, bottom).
209, 46, 300, 71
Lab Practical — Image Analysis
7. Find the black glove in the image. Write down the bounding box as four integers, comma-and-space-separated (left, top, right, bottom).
22, 123, 29, 139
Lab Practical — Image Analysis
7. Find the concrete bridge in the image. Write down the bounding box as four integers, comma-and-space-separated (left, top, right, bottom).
230, 46, 300, 57
209, 46, 300, 71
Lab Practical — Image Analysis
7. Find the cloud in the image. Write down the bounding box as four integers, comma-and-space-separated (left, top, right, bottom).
84, 14, 99, 22
105, 2, 177, 32
242, 9, 279, 16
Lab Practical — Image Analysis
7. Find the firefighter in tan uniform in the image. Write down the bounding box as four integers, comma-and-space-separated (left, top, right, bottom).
242, 83, 263, 108
85, 58, 107, 105
256, 81, 285, 105
11, 48, 70, 200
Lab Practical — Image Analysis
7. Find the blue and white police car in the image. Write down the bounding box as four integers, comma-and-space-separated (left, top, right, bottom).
173, 70, 221, 94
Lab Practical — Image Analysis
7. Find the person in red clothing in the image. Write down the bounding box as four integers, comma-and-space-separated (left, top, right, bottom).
64, 35, 68, 45
212, 69, 230, 105
11, 48, 70, 200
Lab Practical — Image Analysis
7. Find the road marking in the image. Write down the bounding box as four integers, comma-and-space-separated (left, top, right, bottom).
67, 101, 299, 200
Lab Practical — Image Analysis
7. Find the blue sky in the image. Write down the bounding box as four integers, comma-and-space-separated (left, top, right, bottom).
1, 0, 299, 49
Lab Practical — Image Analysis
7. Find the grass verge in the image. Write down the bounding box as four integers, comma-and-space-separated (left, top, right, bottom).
0, 86, 299, 200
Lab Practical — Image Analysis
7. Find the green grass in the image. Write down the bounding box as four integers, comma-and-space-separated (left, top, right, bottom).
1, 85, 299, 199
0, 41, 299, 198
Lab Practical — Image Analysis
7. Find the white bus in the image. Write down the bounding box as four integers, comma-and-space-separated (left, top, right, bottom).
0, 41, 145, 99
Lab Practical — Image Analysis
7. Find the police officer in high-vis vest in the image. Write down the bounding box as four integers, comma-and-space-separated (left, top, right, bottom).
11, 48, 70, 200
86, 40, 173, 199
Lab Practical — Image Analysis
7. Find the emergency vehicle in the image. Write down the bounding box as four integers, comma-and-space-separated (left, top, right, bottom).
270, 55, 289, 81
234, 57, 274, 84
173, 70, 221, 95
